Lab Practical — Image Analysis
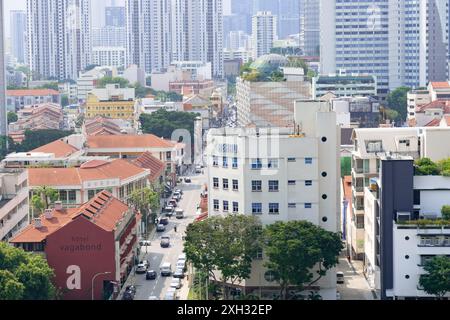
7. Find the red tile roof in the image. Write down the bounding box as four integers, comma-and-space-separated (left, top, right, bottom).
430, 82, 450, 89
10, 191, 131, 244
28, 159, 148, 187
85, 116, 122, 136
87, 134, 174, 149
416, 100, 450, 113
7, 89, 60, 96
32, 140, 79, 158
134, 152, 165, 183
425, 118, 441, 127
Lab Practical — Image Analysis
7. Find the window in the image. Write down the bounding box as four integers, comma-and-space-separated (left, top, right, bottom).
213, 178, 219, 189
256, 249, 263, 260
223, 179, 229, 190
252, 181, 262, 192
267, 159, 279, 169
88, 190, 96, 200
305, 203, 312, 209
305, 180, 313, 186
288, 203, 297, 208
213, 200, 219, 211
166, 151, 172, 161
233, 202, 239, 213
232, 157, 238, 169
269, 203, 279, 215
399, 139, 410, 147
223, 157, 228, 168
305, 158, 313, 164
268, 181, 279, 192
232, 180, 239, 191
288, 180, 296, 186
251, 158, 262, 169
288, 157, 297, 162
223, 201, 229, 212
252, 203, 262, 215
212, 156, 219, 167
68, 190, 76, 203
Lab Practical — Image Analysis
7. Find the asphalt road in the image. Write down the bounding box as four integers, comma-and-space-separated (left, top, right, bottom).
131, 174, 206, 301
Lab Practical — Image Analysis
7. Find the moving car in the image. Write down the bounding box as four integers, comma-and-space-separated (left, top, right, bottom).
175, 189, 183, 195
160, 262, 172, 277
146, 270, 157, 280
156, 224, 166, 232
173, 192, 182, 200
160, 236, 170, 248
159, 217, 169, 226
168, 199, 178, 208
170, 278, 182, 289
176, 260, 186, 272
163, 206, 174, 217
136, 263, 148, 274
184, 177, 191, 183
337, 272, 345, 284
175, 208, 184, 219
140, 240, 151, 247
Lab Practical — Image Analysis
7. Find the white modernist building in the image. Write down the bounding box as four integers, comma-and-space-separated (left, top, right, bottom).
320, 0, 449, 96
92, 47, 126, 69
207, 100, 340, 299
252, 11, 277, 59
26, 0, 92, 80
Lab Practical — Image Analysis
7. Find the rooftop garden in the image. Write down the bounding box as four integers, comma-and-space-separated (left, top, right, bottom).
397, 206, 450, 227
415, 158, 450, 176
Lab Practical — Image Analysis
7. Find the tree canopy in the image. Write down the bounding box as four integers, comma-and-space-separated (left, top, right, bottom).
11, 129, 74, 153
0, 242, 56, 300
263, 221, 343, 300
129, 187, 160, 235
419, 256, 450, 299
387, 86, 411, 123
97, 76, 130, 89
140, 109, 199, 142
184, 215, 262, 300
7, 112, 18, 124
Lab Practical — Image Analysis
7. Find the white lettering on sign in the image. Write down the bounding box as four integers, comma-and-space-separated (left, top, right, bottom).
66, 265, 81, 290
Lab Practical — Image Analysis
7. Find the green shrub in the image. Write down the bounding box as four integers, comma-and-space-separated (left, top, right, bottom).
442, 206, 450, 220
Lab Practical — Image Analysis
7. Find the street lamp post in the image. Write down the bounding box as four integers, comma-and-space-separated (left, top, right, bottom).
91, 272, 111, 301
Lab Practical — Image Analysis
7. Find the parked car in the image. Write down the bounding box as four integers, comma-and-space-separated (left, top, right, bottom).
163, 206, 174, 217
159, 217, 169, 226
178, 253, 186, 261
140, 260, 150, 268
160, 236, 170, 248
337, 272, 345, 284
156, 224, 166, 232
168, 199, 178, 208
170, 278, 182, 289
176, 209, 184, 219
175, 189, 183, 195
136, 263, 148, 274
165, 289, 177, 300
173, 268, 185, 279
176, 260, 186, 272
184, 177, 191, 183
140, 240, 151, 247
146, 270, 157, 280
125, 286, 136, 295
122, 286, 136, 300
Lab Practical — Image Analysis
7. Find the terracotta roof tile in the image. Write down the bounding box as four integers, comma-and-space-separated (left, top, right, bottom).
425, 118, 441, 127
134, 152, 165, 182
87, 134, 174, 149
10, 191, 131, 243
32, 140, 79, 158
430, 82, 450, 89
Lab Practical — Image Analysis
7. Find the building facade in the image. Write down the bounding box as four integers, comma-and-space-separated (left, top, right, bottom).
26, 0, 92, 80
0, 0, 6, 137
85, 84, 135, 120
313, 73, 378, 99
207, 100, 340, 299
252, 11, 277, 59
92, 47, 126, 69
10, 10, 27, 64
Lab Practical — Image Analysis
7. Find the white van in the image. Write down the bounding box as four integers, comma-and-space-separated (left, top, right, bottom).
176, 208, 184, 219
160, 262, 172, 277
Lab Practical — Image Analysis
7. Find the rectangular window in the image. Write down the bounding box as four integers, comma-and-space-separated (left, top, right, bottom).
213, 200, 220, 211
305, 180, 313, 186
256, 249, 263, 260
212, 156, 219, 167
267, 159, 279, 169
223, 179, 229, 190
269, 203, 280, 215
288, 157, 297, 162
213, 178, 219, 189
252, 181, 262, 192
288, 203, 297, 208
251, 158, 263, 169
232, 180, 239, 191
305, 203, 312, 209
68, 190, 76, 203
233, 202, 239, 213
252, 203, 262, 215
305, 158, 313, 165
223, 157, 228, 168
232, 157, 238, 169
268, 181, 279, 192
88, 190, 96, 200
288, 180, 296, 186
223, 201, 229, 212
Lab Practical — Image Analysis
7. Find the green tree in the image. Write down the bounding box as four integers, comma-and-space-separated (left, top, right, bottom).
61, 95, 69, 107
7, 112, 18, 124
31, 195, 45, 218
0, 270, 25, 300
184, 215, 263, 300
437, 158, 450, 177
384, 108, 400, 122
0, 136, 15, 161
97, 76, 130, 88
0, 242, 56, 300
387, 86, 411, 122
133, 83, 152, 98
15, 129, 73, 152
419, 256, 450, 299
37, 82, 59, 91
415, 158, 441, 176
263, 221, 343, 300
33, 186, 59, 211
129, 187, 160, 235
442, 206, 450, 220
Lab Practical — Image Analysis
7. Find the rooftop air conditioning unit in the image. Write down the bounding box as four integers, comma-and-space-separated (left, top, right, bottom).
44, 209, 53, 220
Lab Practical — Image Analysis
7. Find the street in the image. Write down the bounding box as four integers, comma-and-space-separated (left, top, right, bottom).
336, 257, 377, 300
120, 173, 206, 301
